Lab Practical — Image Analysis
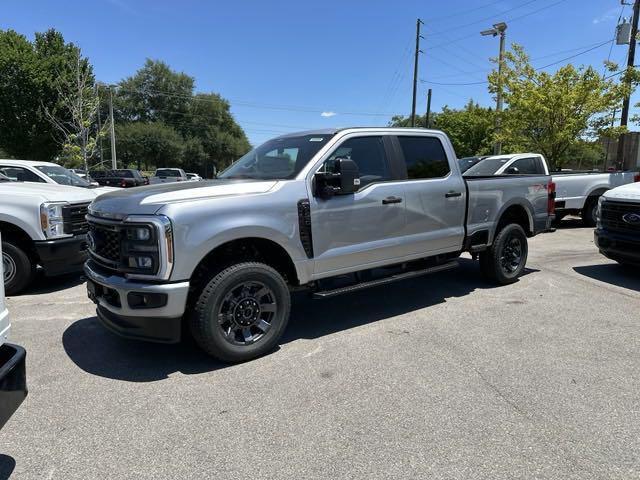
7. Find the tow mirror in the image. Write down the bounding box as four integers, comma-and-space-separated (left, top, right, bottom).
314, 158, 360, 199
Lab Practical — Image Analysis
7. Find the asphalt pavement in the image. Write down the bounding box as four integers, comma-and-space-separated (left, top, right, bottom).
1, 221, 639, 479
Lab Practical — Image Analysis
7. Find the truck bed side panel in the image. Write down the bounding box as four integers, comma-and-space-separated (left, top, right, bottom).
465, 175, 550, 244
554, 172, 637, 210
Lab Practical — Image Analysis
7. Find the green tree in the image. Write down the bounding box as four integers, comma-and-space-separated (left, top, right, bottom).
488, 44, 629, 170
115, 122, 183, 171
0, 29, 87, 160
390, 100, 495, 157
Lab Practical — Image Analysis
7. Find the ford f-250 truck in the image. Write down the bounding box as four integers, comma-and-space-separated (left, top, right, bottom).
84, 128, 555, 362
0, 236, 28, 430
595, 181, 640, 266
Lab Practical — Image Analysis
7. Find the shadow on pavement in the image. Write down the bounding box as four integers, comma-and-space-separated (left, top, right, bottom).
63, 258, 537, 382
555, 217, 587, 230
574, 264, 640, 292
19, 272, 84, 296
0, 454, 15, 480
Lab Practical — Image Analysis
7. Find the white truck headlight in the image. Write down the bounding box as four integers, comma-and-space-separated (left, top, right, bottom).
40, 202, 70, 239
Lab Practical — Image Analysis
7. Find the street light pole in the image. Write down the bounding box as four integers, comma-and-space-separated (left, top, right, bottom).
481, 22, 507, 155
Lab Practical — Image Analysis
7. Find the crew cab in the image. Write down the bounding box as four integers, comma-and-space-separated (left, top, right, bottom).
90, 169, 148, 188
0, 159, 116, 194
0, 237, 27, 430
84, 128, 555, 363
0, 180, 96, 294
150, 168, 188, 184
464, 153, 640, 226
595, 182, 640, 266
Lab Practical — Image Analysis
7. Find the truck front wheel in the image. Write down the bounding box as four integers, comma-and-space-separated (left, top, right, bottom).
479, 224, 528, 285
189, 262, 291, 363
2, 240, 34, 295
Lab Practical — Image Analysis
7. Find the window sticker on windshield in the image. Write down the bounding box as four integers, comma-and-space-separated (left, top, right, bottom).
309, 137, 324, 142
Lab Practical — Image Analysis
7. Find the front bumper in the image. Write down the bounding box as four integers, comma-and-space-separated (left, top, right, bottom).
84, 261, 189, 343
34, 235, 88, 276
594, 229, 640, 265
0, 343, 27, 430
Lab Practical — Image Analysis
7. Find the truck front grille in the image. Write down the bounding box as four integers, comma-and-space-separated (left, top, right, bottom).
87, 222, 122, 267
601, 201, 640, 235
62, 203, 90, 235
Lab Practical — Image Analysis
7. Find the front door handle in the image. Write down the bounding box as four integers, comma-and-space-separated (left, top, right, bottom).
445, 191, 462, 198
382, 196, 403, 205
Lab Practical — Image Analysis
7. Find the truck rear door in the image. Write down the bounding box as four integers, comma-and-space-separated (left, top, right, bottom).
392, 134, 466, 255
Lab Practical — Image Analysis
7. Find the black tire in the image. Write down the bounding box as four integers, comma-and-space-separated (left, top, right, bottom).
2, 240, 34, 295
582, 196, 599, 228
479, 224, 528, 285
189, 262, 291, 363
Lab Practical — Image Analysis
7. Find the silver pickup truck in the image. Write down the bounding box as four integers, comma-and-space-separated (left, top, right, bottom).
84, 128, 555, 362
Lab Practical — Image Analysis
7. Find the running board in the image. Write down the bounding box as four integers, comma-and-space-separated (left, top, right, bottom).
312, 260, 459, 299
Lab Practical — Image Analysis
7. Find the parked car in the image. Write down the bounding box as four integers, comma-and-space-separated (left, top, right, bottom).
595, 181, 640, 266
0, 160, 115, 194
186, 173, 203, 181
0, 179, 95, 294
463, 153, 640, 226
84, 127, 555, 363
150, 168, 188, 184
89, 169, 148, 188
0, 236, 28, 430
69, 168, 88, 179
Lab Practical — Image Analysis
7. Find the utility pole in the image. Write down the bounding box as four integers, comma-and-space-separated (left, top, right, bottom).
411, 18, 424, 127
481, 22, 507, 155
95, 85, 104, 164
425, 88, 432, 128
108, 85, 117, 169
617, 0, 640, 170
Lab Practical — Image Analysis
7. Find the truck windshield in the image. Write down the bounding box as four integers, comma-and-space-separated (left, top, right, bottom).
35, 165, 91, 187
219, 134, 333, 180
463, 157, 513, 176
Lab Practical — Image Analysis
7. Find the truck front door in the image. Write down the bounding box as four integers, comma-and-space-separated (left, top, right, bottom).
309, 135, 407, 276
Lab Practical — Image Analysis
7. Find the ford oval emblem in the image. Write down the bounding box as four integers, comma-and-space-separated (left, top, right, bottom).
622, 212, 640, 225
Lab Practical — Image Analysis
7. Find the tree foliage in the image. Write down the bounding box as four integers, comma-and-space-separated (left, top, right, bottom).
488, 44, 630, 169
390, 100, 495, 157
0, 29, 87, 160
115, 122, 183, 171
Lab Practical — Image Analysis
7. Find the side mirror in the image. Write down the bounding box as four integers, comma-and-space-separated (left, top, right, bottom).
506, 167, 520, 174
314, 158, 360, 199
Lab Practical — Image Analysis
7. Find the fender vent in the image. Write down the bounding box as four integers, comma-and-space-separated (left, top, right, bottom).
297, 199, 313, 258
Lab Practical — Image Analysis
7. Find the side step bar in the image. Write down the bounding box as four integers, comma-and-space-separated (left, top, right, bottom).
313, 260, 459, 299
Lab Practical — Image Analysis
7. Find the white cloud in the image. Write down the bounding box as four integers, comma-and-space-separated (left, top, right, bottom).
593, 7, 619, 24
320, 111, 337, 117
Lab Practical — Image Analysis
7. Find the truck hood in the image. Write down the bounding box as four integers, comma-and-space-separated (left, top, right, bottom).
0, 182, 98, 203
603, 182, 640, 202
89, 179, 279, 218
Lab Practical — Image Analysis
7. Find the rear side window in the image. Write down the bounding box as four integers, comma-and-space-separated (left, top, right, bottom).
397, 136, 450, 179
510, 157, 544, 175
0, 166, 45, 183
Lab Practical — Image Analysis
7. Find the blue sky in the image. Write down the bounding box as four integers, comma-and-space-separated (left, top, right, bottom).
0, 0, 633, 145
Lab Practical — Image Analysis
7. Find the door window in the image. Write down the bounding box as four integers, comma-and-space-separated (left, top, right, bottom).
397, 136, 450, 179
509, 157, 541, 174
0, 166, 45, 182
326, 136, 390, 187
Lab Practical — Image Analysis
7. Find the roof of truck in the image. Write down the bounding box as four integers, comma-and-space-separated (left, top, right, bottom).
273, 127, 445, 139
0, 159, 58, 167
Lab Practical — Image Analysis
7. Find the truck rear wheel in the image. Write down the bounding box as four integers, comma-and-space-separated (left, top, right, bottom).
2, 240, 34, 295
582, 196, 599, 228
479, 224, 528, 285
189, 262, 291, 363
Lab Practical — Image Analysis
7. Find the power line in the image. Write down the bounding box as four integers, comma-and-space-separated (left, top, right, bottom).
422, 0, 507, 25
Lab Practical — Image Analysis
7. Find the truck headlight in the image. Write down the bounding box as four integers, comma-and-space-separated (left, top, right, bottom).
40, 202, 70, 239
596, 196, 605, 229
121, 215, 173, 280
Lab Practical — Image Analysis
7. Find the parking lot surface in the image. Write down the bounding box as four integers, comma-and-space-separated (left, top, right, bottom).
1, 223, 639, 479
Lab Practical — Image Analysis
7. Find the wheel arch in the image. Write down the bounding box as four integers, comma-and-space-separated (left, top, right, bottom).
493, 202, 534, 240
0, 221, 38, 261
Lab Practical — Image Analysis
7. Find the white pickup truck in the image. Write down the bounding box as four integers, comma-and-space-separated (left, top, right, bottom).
463, 153, 639, 226
0, 236, 28, 430
0, 179, 98, 294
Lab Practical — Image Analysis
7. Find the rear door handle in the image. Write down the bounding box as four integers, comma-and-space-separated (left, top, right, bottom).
382, 196, 403, 205
445, 191, 462, 198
